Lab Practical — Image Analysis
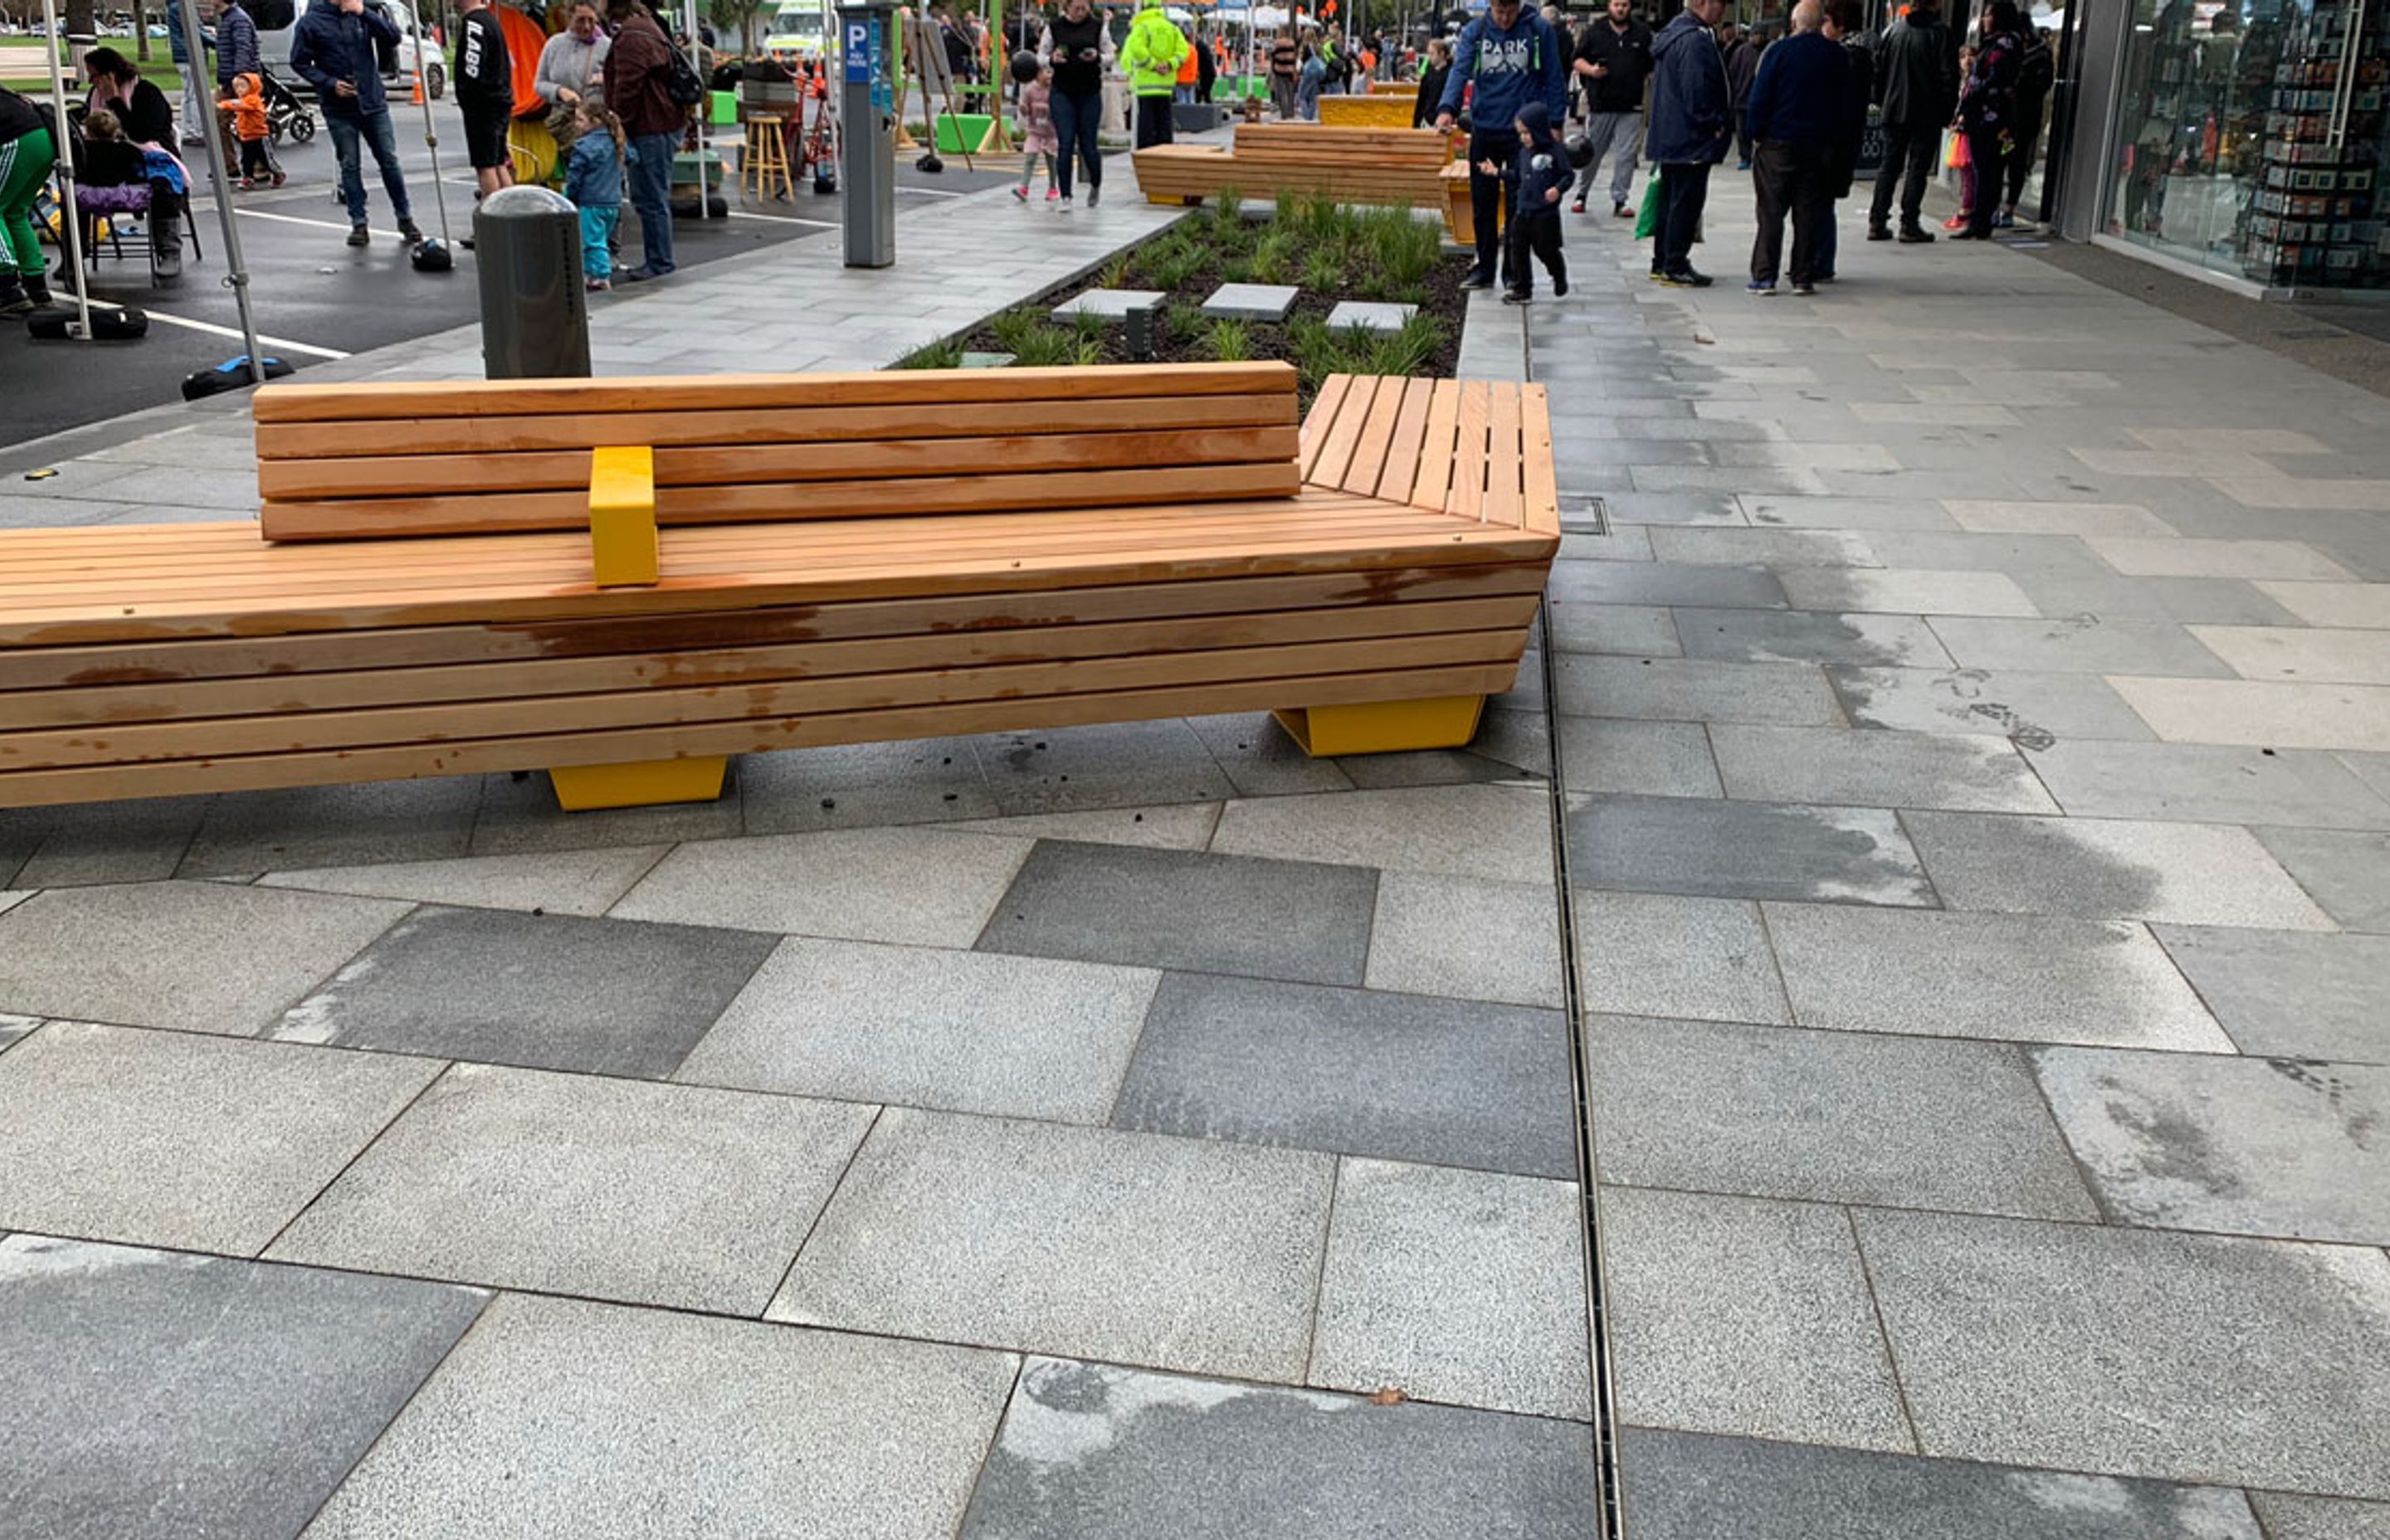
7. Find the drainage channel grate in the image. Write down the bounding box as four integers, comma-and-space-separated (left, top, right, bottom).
1536, 603, 1627, 1540
1560, 495, 1610, 536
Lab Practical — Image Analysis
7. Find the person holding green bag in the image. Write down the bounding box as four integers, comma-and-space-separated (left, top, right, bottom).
1643, 0, 1731, 286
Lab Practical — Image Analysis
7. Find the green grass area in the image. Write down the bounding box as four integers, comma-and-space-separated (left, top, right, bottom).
1, 38, 183, 93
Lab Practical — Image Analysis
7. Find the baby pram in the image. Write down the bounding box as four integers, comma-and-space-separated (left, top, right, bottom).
259, 69, 317, 145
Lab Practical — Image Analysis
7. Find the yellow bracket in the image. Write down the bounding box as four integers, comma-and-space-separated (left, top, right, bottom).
1272, 695, 1486, 758
589, 445, 659, 587
549, 756, 729, 811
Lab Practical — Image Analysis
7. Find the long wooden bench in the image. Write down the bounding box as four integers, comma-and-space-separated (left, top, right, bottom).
1318, 95, 1419, 129
0, 363, 1557, 813
1134, 123, 1456, 215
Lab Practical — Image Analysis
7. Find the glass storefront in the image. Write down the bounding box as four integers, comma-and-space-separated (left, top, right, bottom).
2106, 0, 2389, 290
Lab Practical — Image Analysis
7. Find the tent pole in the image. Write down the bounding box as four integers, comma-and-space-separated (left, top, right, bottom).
684, 0, 716, 215
409, 6, 454, 246
38, 0, 93, 339
176, 0, 263, 380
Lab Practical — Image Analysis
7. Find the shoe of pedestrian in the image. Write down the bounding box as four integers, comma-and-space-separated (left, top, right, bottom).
1059, 193, 1073, 209
271, 172, 286, 188
1553, 274, 1568, 297
398, 219, 424, 246
1866, 223, 1891, 241
459, 236, 476, 251
1993, 208, 2015, 228
585, 277, 611, 291
1951, 227, 1991, 241
1942, 213, 1968, 231
0, 276, 30, 317
1461, 269, 1497, 290
1897, 226, 1934, 243
1746, 279, 1775, 295
1815, 271, 1836, 283
1087, 185, 1100, 207
238, 177, 256, 191
1735, 158, 1751, 171
624, 266, 656, 282
347, 223, 370, 246
1661, 269, 1713, 288
21, 272, 51, 307
1569, 197, 1586, 213
1012, 184, 1029, 202
1046, 187, 1059, 201
1792, 280, 1817, 295
1501, 288, 1532, 305
1613, 201, 1630, 217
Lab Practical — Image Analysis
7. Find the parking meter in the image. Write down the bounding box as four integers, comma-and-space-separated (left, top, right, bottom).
837, 0, 898, 267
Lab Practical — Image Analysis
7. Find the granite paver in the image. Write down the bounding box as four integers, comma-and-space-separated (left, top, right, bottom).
609, 826, 1035, 946
2150, 925, 2390, 1062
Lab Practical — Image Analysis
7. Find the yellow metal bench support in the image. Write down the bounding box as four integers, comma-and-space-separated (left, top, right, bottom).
588, 445, 660, 588
1272, 695, 1486, 758
549, 756, 729, 811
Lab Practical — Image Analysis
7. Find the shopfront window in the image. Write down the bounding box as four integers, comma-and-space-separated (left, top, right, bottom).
2108, 0, 2388, 290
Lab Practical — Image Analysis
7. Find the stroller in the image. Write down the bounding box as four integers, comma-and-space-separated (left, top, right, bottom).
260, 69, 317, 145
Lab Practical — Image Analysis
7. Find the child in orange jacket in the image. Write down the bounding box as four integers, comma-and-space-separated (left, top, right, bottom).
217, 73, 284, 189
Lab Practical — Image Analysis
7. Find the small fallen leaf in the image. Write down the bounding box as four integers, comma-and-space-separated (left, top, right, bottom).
1692, 331, 1715, 345
1367, 1386, 1407, 1406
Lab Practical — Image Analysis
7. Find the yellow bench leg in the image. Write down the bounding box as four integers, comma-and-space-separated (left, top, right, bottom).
589, 445, 659, 587
548, 756, 729, 811
1271, 695, 1485, 758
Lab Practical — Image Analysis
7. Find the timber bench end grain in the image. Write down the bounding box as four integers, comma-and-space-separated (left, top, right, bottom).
0, 362, 1558, 813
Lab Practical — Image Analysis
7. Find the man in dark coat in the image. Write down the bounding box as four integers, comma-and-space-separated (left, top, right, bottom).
1568, 0, 1654, 217
1742, 0, 1845, 295
1643, 0, 1729, 285
1866, 0, 1955, 241
1722, 22, 1758, 166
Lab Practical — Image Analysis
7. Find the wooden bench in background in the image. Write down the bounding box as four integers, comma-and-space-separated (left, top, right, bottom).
1318, 95, 1419, 129
0, 363, 1557, 813
1134, 123, 1456, 217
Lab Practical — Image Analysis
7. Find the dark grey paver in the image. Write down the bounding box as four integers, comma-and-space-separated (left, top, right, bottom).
1904, 811, 2334, 930
1675, 608, 1955, 668
2021, 740, 2390, 828
1853, 1209, 2390, 1497
1588, 1016, 2096, 1218
0, 795, 207, 888
257, 845, 671, 917
1574, 891, 1792, 1025
1600, 1186, 1910, 1450
1827, 665, 2158, 741
0, 1023, 441, 1254
2256, 827, 2390, 933
271, 905, 777, 1078
0, 1234, 488, 1540
178, 777, 481, 877
2152, 926, 2390, 1063
1710, 724, 2057, 812
959, 1357, 1597, 1540
1555, 718, 1724, 799
975, 721, 1235, 816
680, 937, 1160, 1122
1202, 282, 1299, 321
1567, 792, 1935, 908
1310, 1159, 1589, 1419
1554, 655, 1846, 726
1773, 568, 2041, 618
303, 1293, 1017, 1540
1544, 561, 1787, 610
2012, 573, 2302, 626
1864, 530, 2117, 577
1927, 617, 2237, 678
1187, 713, 1358, 797
270, 1064, 876, 1313
770, 1109, 1333, 1381
1618, 1427, 2265, 1540
0, 880, 407, 1036
740, 736, 1000, 833
1211, 784, 1554, 885
1113, 972, 1573, 1179
2032, 1048, 2390, 1245
976, 841, 1378, 987
2246, 1491, 2390, 1540
1544, 600, 1683, 657
1763, 902, 2231, 1050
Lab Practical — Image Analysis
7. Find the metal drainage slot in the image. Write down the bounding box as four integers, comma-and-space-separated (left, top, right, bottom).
1560, 495, 1610, 536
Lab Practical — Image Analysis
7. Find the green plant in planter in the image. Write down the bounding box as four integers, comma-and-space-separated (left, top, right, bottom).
1285, 313, 1354, 390
989, 307, 1048, 356
1071, 335, 1109, 367
891, 339, 964, 369
1071, 308, 1110, 342
1251, 229, 1295, 285
1372, 207, 1442, 289
1099, 250, 1135, 290
1198, 317, 1253, 362
1301, 246, 1346, 295
1007, 325, 1082, 368
1222, 257, 1254, 283
1371, 310, 1447, 376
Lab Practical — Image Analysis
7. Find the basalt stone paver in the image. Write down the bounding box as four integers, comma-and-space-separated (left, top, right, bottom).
1210, 783, 1554, 885
1599, 1186, 1911, 1451
2031, 1049, 2390, 1245
0, 795, 207, 889
1774, 567, 2042, 618
1113, 972, 1573, 1179
1051, 287, 1165, 322
0, 880, 407, 1036
611, 826, 1036, 946
1309, 1159, 1591, 1420
1323, 300, 1416, 335
1617, 1428, 2266, 1540
2150, 926, 2390, 1063
303, 1293, 1018, 1540
1825, 664, 2159, 741
0, 1235, 488, 1540
1363, 870, 1565, 1009
178, 777, 483, 877
976, 841, 1377, 987
1573, 890, 1792, 1025
936, 802, 1224, 850
977, 721, 1236, 816
1554, 654, 1846, 726
2257, 827, 2390, 932
0, 1012, 38, 1050
0, 1023, 441, 1255
1903, 811, 2334, 931
1707, 724, 2057, 813
738, 738, 1000, 834
770, 1109, 1334, 1382
1201, 282, 1299, 321
1851, 1209, 2390, 1497
1566, 792, 1936, 909
959, 1357, 1597, 1540
1555, 718, 1724, 799
257, 845, 672, 917
1547, 560, 1788, 611
2105, 677, 2390, 753
1186, 712, 1358, 797
1543, 600, 1684, 657
2246, 1492, 2390, 1539
2017, 739, 2390, 828
678, 937, 1160, 1123
269, 1064, 877, 1313
1674, 608, 1955, 669
1588, 1016, 2096, 1219
2012, 573, 2302, 626
272, 904, 777, 1079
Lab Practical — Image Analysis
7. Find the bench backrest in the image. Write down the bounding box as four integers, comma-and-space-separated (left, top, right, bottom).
251, 362, 1302, 542
1231, 123, 1450, 169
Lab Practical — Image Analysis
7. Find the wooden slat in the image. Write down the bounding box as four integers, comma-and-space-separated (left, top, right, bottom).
1374, 378, 1433, 504
1340, 376, 1410, 499
251, 362, 1298, 423
1521, 384, 1559, 539
1311, 376, 1378, 493
1409, 379, 1462, 512
3, 597, 1541, 730
1299, 374, 1350, 479
256, 426, 1301, 502
259, 461, 1307, 542
1483, 386, 1525, 530
255, 392, 1295, 461
1451, 381, 1491, 524
0, 563, 1556, 690
0, 661, 1524, 808
0, 630, 1529, 770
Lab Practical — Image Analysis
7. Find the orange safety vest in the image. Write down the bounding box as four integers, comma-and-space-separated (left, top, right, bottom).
1178, 40, 1200, 84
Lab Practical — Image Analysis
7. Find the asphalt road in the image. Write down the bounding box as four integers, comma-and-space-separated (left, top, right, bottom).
2, 97, 1015, 452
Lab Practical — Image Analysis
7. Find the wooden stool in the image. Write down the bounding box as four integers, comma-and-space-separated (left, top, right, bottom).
742, 113, 793, 200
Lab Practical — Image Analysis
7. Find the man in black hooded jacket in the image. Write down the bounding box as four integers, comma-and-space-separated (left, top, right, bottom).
1866, 0, 1954, 241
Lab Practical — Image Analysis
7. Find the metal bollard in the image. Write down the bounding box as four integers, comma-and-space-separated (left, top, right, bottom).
475, 186, 592, 379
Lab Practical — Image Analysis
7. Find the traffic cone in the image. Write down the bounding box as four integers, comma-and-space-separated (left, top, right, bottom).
412, 73, 424, 105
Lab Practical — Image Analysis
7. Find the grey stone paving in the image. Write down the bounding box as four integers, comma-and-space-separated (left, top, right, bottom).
1323, 300, 1417, 334
1051, 287, 1165, 321
1202, 282, 1300, 321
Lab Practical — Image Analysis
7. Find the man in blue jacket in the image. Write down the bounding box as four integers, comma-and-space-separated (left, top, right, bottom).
1743, 0, 1846, 294
1643, 0, 1729, 285
290, 0, 422, 248
1432, 0, 1568, 290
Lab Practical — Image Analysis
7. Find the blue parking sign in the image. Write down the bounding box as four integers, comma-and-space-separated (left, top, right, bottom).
845, 20, 874, 82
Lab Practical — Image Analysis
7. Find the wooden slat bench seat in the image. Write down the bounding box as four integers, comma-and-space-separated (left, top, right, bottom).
1134, 123, 1460, 221
0, 363, 1558, 812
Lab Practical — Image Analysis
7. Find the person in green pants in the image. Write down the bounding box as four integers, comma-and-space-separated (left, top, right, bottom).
0, 86, 57, 315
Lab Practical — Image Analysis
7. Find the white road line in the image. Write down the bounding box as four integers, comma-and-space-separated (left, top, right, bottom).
81, 300, 352, 359
726, 208, 838, 227
896, 183, 968, 197
232, 207, 409, 242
